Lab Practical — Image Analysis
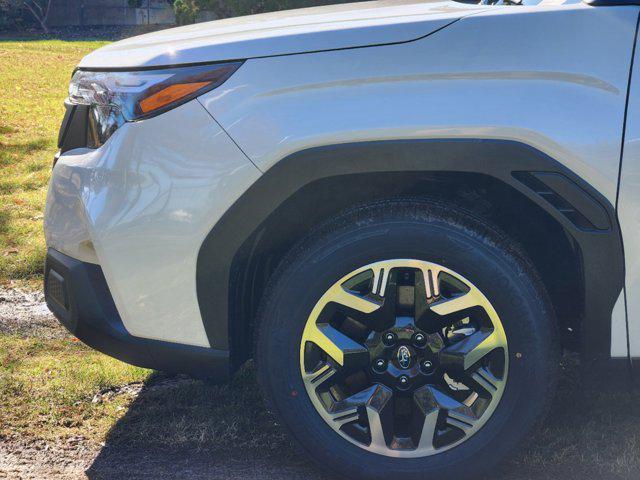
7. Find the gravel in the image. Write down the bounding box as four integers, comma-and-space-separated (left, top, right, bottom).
0, 287, 68, 339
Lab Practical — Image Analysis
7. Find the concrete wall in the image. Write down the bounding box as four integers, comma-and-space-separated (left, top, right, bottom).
48, 0, 176, 27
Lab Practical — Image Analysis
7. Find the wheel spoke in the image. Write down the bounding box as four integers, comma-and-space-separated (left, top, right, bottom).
430, 290, 481, 316
337, 268, 398, 332
327, 383, 395, 448
431, 387, 477, 431
329, 284, 382, 313
415, 268, 440, 332
310, 277, 392, 339
417, 307, 473, 335
328, 407, 360, 428
413, 385, 479, 450
417, 266, 442, 300
413, 386, 441, 451
446, 414, 477, 431
371, 266, 392, 297
304, 322, 369, 367
470, 366, 500, 395
362, 384, 394, 450
439, 329, 504, 371
421, 288, 485, 334
302, 363, 336, 386
417, 410, 440, 450
333, 298, 397, 334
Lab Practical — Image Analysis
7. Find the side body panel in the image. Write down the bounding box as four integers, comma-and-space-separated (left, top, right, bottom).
202, 4, 636, 205
618, 21, 640, 359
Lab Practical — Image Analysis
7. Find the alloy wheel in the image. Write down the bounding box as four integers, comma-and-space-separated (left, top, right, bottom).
300, 259, 508, 457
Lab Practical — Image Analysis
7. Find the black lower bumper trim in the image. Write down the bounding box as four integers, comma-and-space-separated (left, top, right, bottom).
44, 248, 230, 381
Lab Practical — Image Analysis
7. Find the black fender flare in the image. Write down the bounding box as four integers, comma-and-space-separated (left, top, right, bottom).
196, 139, 624, 363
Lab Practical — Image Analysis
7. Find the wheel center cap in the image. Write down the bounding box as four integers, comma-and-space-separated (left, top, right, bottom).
396, 345, 412, 369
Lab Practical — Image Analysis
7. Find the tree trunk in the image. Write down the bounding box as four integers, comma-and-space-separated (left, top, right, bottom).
23, 0, 51, 34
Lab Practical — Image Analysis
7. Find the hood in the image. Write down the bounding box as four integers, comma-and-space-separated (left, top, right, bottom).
79, 1, 485, 69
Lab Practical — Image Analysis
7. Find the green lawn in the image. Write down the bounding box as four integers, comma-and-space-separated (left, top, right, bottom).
0, 40, 108, 286
0, 334, 281, 451
0, 335, 149, 442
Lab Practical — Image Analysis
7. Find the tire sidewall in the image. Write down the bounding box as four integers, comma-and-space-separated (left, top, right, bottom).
257, 204, 556, 480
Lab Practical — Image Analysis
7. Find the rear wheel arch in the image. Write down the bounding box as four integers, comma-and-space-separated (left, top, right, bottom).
195, 139, 623, 370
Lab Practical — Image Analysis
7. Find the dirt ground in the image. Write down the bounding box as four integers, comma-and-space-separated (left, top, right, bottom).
1, 287, 639, 480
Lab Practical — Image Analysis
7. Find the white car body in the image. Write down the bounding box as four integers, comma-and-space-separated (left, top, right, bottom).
45, 0, 640, 377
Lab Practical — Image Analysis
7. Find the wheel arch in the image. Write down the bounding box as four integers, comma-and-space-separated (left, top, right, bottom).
195, 139, 624, 370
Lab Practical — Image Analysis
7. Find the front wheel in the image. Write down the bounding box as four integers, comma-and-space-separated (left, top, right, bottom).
256, 199, 558, 480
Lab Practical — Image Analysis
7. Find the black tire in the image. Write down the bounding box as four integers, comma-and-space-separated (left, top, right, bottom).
256, 199, 558, 480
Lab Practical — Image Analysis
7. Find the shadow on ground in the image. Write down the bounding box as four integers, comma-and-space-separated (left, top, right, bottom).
85, 358, 640, 480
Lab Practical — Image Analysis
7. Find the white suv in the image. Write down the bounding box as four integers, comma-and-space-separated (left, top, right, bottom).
44, 1, 640, 478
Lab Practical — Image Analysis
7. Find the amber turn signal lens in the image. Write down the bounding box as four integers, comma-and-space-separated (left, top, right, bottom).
139, 81, 211, 114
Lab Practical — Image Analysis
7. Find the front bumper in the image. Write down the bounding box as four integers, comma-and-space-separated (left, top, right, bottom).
45, 248, 230, 378
44, 98, 261, 368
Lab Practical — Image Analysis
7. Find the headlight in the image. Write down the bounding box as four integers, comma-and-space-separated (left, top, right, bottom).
66, 62, 242, 147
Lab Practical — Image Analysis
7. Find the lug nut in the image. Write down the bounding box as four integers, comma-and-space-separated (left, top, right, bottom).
382, 332, 397, 346
398, 375, 410, 388
373, 358, 387, 372
421, 360, 434, 373
413, 332, 426, 347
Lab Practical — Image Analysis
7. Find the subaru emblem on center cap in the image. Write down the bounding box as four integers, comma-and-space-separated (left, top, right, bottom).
397, 345, 412, 369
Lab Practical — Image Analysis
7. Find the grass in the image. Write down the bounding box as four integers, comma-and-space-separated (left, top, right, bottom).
0, 40, 108, 286
511, 362, 640, 479
3, 326, 640, 479
0, 330, 291, 457
0, 335, 149, 443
